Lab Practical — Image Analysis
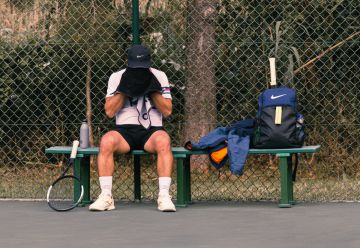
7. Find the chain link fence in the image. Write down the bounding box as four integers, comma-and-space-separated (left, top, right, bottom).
1, 0, 359, 202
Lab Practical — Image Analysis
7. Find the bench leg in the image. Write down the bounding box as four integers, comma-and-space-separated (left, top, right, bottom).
134, 155, 141, 202
279, 154, 292, 208
74, 157, 91, 206
288, 157, 295, 205
176, 157, 187, 207
185, 156, 192, 204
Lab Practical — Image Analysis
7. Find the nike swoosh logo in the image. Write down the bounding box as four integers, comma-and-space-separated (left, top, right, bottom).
271, 94, 287, 99
136, 55, 145, 58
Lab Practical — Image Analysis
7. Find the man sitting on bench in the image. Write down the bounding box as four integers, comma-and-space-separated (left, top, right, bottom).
89, 45, 176, 212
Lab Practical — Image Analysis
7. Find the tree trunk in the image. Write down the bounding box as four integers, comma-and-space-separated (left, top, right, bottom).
184, 0, 217, 171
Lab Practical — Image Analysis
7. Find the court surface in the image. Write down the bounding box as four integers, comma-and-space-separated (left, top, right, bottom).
0, 200, 359, 248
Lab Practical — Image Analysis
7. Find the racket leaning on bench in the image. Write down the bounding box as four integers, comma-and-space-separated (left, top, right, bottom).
47, 140, 84, 211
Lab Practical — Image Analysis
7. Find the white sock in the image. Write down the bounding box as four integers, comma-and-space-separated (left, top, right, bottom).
159, 177, 171, 195
99, 176, 113, 196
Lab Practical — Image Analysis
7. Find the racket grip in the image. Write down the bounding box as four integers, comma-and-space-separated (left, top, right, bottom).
269, 57, 277, 87
70, 140, 80, 159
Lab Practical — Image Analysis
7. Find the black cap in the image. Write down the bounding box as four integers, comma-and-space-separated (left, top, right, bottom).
127, 45, 151, 68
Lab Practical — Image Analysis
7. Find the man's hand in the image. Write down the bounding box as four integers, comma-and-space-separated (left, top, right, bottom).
150, 92, 172, 118
104, 93, 127, 118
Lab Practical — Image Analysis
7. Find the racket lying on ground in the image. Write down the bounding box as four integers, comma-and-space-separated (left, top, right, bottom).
47, 140, 84, 211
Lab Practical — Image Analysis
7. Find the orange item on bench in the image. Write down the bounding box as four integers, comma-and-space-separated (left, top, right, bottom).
210, 147, 228, 164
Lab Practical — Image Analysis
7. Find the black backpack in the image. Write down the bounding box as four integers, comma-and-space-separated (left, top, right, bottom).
253, 86, 305, 149
252, 85, 306, 181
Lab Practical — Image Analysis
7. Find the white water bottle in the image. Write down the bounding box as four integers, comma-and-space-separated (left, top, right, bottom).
80, 120, 89, 148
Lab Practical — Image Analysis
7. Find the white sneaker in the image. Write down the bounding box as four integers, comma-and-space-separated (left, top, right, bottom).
157, 193, 176, 212
89, 193, 115, 211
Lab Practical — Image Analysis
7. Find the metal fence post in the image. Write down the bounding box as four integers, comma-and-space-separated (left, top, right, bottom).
132, 0, 140, 45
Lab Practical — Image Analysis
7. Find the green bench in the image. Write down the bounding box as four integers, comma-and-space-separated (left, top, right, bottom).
45, 145, 320, 208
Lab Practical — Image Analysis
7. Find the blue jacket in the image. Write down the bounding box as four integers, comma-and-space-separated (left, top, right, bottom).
185, 119, 255, 175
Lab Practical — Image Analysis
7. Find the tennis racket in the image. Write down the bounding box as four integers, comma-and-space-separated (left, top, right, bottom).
47, 140, 84, 211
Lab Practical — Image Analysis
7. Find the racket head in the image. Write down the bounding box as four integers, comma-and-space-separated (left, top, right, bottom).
47, 175, 84, 212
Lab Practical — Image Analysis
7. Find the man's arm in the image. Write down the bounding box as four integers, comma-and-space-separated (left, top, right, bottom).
150, 92, 172, 118
104, 93, 127, 118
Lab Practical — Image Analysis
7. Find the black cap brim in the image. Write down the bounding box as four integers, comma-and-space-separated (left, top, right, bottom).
128, 60, 151, 68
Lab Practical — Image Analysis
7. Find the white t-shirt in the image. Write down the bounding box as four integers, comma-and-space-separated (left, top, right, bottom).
106, 68, 172, 127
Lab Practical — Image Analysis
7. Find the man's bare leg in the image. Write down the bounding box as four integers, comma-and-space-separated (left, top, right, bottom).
144, 130, 173, 176
89, 131, 130, 211
97, 131, 130, 176
144, 130, 176, 211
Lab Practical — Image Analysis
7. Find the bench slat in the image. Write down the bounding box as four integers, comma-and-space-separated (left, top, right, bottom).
45, 146, 99, 155
45, 145, 320, 156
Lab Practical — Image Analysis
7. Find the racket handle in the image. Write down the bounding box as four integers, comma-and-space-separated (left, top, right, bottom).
70, 140, 80, 159
269, 57, 277, 87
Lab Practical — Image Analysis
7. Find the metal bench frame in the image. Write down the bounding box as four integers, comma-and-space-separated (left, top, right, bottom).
45, 145, 320, 208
